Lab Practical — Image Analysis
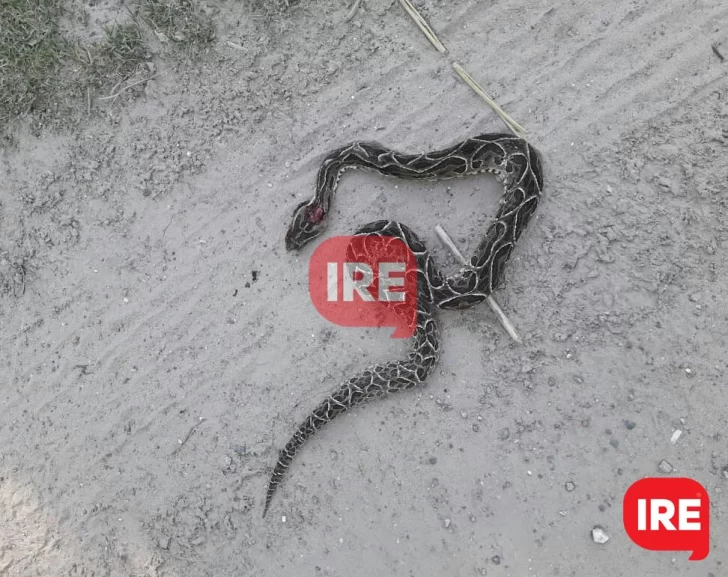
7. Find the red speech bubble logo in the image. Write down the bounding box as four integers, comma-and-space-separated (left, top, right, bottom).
623, 477, 710, 561
308, 235, 418, 338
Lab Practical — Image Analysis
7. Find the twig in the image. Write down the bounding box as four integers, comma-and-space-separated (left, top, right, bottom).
171, 417, 206, 455
434, 225, 522, 344
97, 74, 159, 101
398, 0, 447, 53
86, 87, 91, 115
434, 224, 467, 264
345, 0, 362, 21
712, 43, 725, 62
452, 63, 526, 138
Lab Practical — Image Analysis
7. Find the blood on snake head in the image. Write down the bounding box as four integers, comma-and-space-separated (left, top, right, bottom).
284, 201, 327, 251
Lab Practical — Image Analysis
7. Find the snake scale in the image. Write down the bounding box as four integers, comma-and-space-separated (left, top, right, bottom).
264, 133, 544, 517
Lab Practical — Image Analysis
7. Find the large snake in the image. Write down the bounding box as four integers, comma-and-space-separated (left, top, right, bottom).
264, 133, 543, 516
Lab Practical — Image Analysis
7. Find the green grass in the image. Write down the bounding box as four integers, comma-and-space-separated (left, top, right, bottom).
78, 22, 149, 92
0, 0, 215, 133
141, 0, 215, 47
0, 0, 69, 125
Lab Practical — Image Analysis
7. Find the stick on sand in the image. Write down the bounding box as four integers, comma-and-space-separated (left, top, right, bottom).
434, 224, 522, 344
452, 63, 526, 138
398, 0, 447, 53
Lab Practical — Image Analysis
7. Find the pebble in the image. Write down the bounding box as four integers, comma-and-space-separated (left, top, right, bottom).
670, 430, 682, 444
472, 424, 480, 432
499, 427, 510, 440
428, 456, 437, 465
591, 526, 610, 544
609, 438, 619, 448
722, 466, 728, 480
623, 420, 636, 430
658, 460, 674, 474
689, 292, 702, 302
491, 555, 501, 565
444, 518, 451, 529
565, 481, 576, 492
461, 411, 468, 419
521, 364, 533, 374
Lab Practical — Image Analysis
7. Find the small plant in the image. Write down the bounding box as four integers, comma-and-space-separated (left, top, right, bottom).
142, 0, 215, 47
0, 0, 69, 125
78, 22, 149, 91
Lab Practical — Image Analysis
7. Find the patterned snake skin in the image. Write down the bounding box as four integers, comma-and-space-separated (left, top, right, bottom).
264, 133, 544, 516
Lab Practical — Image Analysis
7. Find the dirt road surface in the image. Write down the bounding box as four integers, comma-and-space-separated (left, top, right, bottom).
1, 1, 726, 575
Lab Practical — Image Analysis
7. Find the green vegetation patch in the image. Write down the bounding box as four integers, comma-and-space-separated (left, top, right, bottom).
141, 0, 215, 47
0, 0, 69, 125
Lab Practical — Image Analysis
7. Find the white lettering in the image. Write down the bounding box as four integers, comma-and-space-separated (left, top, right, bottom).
678, 499, 702, 530
327, 262, 338, 302
343, 263, 374, 302
650, 499, 676, 531
378, 262, 406, 302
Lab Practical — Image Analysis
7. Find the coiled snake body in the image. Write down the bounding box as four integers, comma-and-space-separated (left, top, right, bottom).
264, 133, 543, 516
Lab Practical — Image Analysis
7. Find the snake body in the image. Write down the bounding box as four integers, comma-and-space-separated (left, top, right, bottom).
265, 133, 543, 516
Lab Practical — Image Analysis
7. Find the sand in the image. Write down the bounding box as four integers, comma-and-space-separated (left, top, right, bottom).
1, 0, 727, 575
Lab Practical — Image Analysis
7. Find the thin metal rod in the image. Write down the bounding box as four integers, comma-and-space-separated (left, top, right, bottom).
434, 225, 522, 344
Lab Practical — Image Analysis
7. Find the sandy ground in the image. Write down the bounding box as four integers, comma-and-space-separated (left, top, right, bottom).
1, 0, 727, 575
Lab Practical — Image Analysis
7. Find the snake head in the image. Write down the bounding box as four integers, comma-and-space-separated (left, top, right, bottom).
285, 201, 327, 251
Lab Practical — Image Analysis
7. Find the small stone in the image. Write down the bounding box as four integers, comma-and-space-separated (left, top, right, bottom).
609, 438, 619, 448
491, 555, 501, 565
123, 297, 129, 303
444, 518, 451, 528
689, 292, 702, 303
591, 526, 609, 544
565, 481, 576, 492
670, 430, 682, 444
281, 515, 286, 523
623, 420, 636, 430
499, 427, 510, 440
461, 411, 468, 419
469, 514, 477, 522
428, 456, 437, 465
472, 424, 480, 432
658, 460, 673, 474
721, 466, 728, 480
521, 364, 533, 374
